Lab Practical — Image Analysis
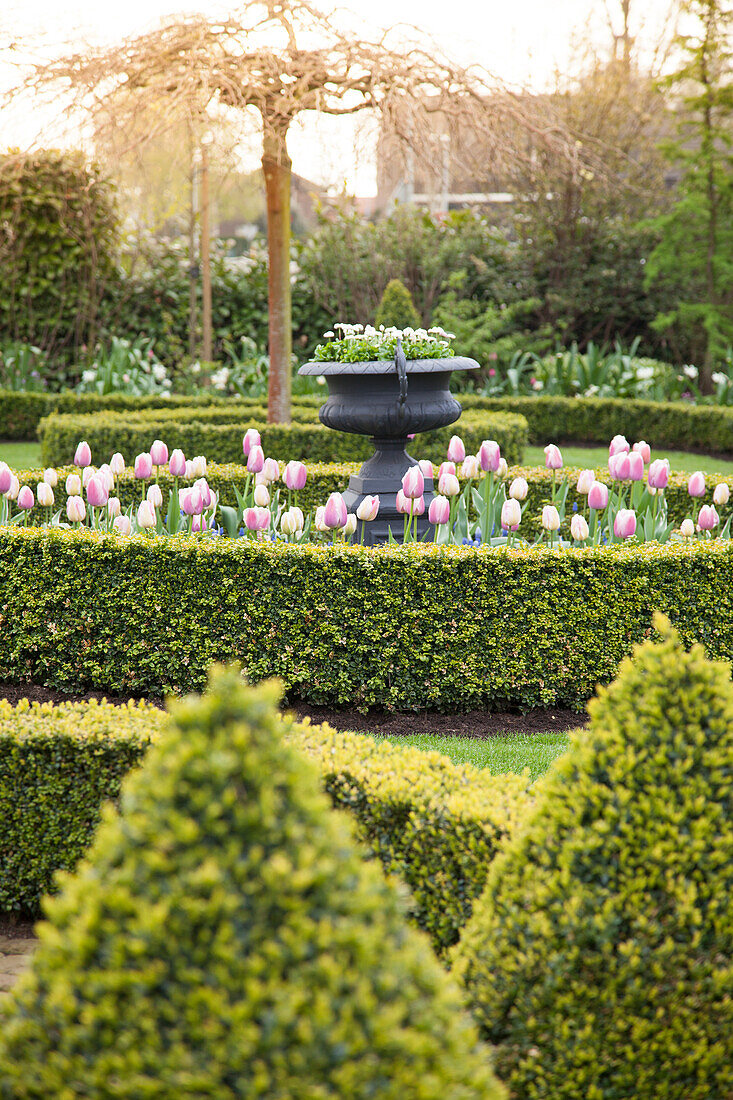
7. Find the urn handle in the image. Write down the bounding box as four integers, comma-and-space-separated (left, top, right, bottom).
395, 338, 408, 420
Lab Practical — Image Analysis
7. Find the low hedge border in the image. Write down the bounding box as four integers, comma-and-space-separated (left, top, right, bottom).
13, 462, 733, 537
462, 395, 733, 454
0, 527, 731, 711
37, 409, 528, 468
0, 696, 528, 955
0, 390, 321, 442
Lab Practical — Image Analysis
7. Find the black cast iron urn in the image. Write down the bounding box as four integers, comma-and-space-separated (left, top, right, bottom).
298, 342, 479, 544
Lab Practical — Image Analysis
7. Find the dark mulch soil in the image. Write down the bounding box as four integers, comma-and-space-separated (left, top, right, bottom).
0, 915, 37, 940
0, 680, 584, 740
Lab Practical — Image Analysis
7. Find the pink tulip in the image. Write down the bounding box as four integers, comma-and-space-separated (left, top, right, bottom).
247, 445, 265, 474
501, 497, 521, 531
478, 440, 501, 473
609, 452, 631, 480
418, 459, 434, 479
614, 509, 637, 539
98, 465, 115, 492
107, 497, 121, 518
283, 460, 307, 491
37, 482, 54, 508
17, 485, 34, 510
190, 456, 207, 479
0, 466, 11, 495
698, 504, 719, 531
411, 495, 425, 516
447, 435, 466, 462
86, 475, 109, 508
185, 460, 195, 480
688, 471, 706, 498
134, 452, 153, 480
150, 439, 168, 466
437, 461, 456, 480
82, 466, 96, 489
609, 434, 630, 456
648, 459, 669, 490
627, 452, 644, 481
169, 449, 186, 477
113, 514, 132, 535
544, 444, 563, 470
401, 466, 425, 500
356, 495, 380, 521
396, 490, 411, 515
192, 478, 212, 509
191, 515, 208, 533
323, 492, 348, 529
147, 484, 163, 510
74, 441, 92, 468
110, 452, 126, 476
244, 506, 270, 532
429, 495, 450, 525
576, 469, 595, 495
588, 481, 609, 510
242, 428, 261, 458
633, 440, 651, 464
181, 487, 203, 516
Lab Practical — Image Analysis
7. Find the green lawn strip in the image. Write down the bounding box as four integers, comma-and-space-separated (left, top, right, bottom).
371, 730, 571, 780
525, 444, 733, 478
0, 441, 43, 469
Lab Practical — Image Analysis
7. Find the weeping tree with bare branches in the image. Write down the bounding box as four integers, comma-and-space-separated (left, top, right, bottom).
13, 0, 582, 420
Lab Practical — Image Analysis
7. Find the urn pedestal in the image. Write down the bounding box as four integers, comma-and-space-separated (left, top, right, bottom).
298, 353, 479, 545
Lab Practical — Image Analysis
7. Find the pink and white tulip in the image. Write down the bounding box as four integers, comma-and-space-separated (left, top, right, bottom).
478, 440, 501, 473
17, 485, 34, 510
65, 473, 82, 496
113, 514, 132, 535
418, 459, 434, 479
627, 452, 644, 481
632, 440, 651, 464
169, 449, 186, 477
43, 468, 58, 488
614, 509, 637, 539
609, 434, 630, 456
544, 444, 563, 470
501, 498, 521, 531
134, 452, 153, 480
150, 439, 168, 467
438, 471, 460, 497
698, 504, 719, 531
37, 482, 54, 508
570, 514, 589, 542
110, 452, 126, 476
283, 460, 307, 491
461, 455, 480, 479
247, 445, 265, 474
137, 501, 156, 529
66, 496, 86, 523
74, 441, 92, 468
243, 506, 270, 532
428, 495, 450, 525
86, 475, 108, 508
576, 468, 595, 495
254, 483, 270, 508
713, 482, 730, 507
541, 505, 560, 531
648, 459, 669, 490
688, 471, 706, 498
242, 428, 261, 458
402, 466, 425, 499
323, 492, 348, 529
588, 482, 609, 510
147, 483, 163, 510
447, 435, 466, 462
509, 476, 528, 501
356, 495, 380, 522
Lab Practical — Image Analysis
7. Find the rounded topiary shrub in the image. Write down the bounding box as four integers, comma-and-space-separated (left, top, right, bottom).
0, 670, 503, 1100
452, 615, 733, 1100
374, 277, 422, 330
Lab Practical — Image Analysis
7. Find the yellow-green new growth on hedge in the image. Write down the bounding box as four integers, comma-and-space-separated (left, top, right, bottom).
0, 671, 504, 1100
452, 616, 733, 1100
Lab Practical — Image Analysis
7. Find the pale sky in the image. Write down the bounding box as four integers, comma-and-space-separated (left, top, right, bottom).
3, 0, 676, 193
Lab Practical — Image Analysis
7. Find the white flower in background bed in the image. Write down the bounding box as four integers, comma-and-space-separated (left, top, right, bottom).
712, 372, 729, 386
683, 364, 699, 379
82, 369, 96, 383
152, 364, 167, 382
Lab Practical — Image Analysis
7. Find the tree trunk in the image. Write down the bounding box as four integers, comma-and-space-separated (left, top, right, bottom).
262, 125, 292, 424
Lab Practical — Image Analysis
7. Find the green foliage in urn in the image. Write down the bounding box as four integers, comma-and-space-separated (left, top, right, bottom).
0, 670, 503, 1099
452, 617, 733, 1099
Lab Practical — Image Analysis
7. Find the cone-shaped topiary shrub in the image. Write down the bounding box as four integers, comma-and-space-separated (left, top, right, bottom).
0, 669, 504, 1100
452, 615, 733, 1100
374, 277, 422, 330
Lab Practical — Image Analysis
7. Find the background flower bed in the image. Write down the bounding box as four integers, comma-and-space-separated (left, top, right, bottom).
1, 528, 732, 709
0, 696, 528, 954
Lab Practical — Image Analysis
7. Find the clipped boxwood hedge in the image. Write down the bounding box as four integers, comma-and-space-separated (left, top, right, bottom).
38, 408, 527, 467
0, 671, 503, 1099
0, 695, 528, 954
453, 618, 733, 1099
462, 394, 733, 454
0, 698, 162, 913
1, 527, 732, 711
